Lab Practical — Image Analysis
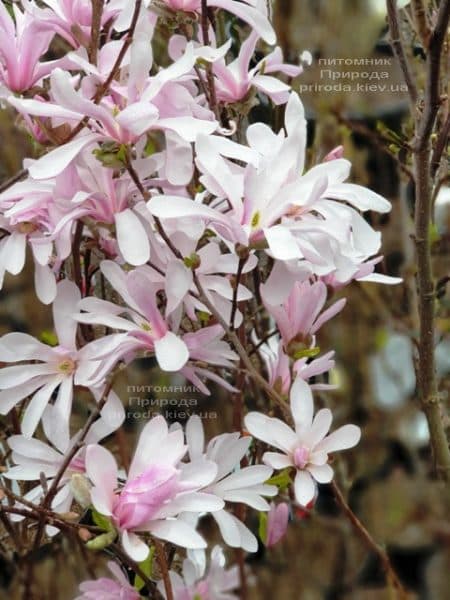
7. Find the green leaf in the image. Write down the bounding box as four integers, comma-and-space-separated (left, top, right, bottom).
134, 546, 155, 591
266, 468, 292, 491
86, 529, 117, 551
292, 346, 321, 360
91, 509, 114, 532
429, 222, 440, 244
258, 511, 268, 544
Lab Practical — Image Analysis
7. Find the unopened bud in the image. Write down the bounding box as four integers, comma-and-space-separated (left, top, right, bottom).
71, 474, 92, 509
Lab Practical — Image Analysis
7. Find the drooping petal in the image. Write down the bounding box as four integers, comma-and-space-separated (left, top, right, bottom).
148, 519, 206, 549
294, 469, 316, 507
154, 331, 189, 372
115, 209, 150, 266
122, 530, 150, 562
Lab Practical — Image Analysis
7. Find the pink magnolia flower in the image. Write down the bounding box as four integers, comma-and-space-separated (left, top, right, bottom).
212, 31, 302, 105
29, 0, 121, 49
46, 152, 153, 266
184, 415, 276, 552
10, 42, 218, 182
161, 0, 275, 45
75, 561, 139, 600
261, 279, 346, 358
76, 260, 190, 375
86, 415, 223, 561
159, 546, 240, 600
0, 1, 56, 92
244, 377, 361, 506
0, 280, 103, 437
265, 502, 289, 547
257, 337, 336, 395
0, 214, 56, 304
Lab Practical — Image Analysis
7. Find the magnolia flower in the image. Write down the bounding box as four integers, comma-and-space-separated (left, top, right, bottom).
159, 546, 240, 600
75, 561, 139, 600
213, 31, 302, 105
185, 415, 277, 552
3, 390, 124, 534
161, 0, 275, 45
76, 260, 190, 375
0, 280, 102, 437
0, 1, 55, 92
10, 43, 218, 181
149, 91, 393, 276
0, 214, 56, 304
86, 415, 223, 561
244, 378, 361, 506
265, 502, 289, 548
261, 279, 346, 358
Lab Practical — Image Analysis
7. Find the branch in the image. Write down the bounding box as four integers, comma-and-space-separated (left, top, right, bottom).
413, 0, 450, 152
200, 0, 220, 120
331, 482, 408, 599
386, 0, 418, 106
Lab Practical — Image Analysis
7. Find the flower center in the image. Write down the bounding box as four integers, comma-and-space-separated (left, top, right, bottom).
251, 211, 261, 229
57, 357, 77, 375
293, 446, 310, 469
17, 221, 38, 235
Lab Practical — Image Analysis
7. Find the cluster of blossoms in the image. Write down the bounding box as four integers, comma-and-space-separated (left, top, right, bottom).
0, 0, 400, 597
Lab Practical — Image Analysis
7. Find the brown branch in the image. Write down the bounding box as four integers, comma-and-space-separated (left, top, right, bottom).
0, 168, 28, 194
112, 543, 161, 598
89, 0, 105, 65
413, 0, 450, 152
386, 0, 418, 106
331, 482, 408, 599
154, 538, 173, 600
431, 112, 450, 177
31, 381, 114, 553
200, 0, 220, 120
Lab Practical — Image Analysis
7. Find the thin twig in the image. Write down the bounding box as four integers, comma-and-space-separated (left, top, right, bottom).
331, 482, 408, 599
386, 0, 418, 106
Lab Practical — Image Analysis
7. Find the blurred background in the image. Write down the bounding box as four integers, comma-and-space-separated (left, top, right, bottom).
1, 1, 450, 598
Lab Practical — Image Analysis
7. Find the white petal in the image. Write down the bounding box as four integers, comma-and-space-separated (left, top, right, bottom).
165, 260, 192, 315
262, 451, 293, 470
294, 470, 316, 506
308, 463, 334, 484
290, 377, 314, 429
29, 133, 100, 180
115, 209, 150, 266
315, 424, 361, 454
21, 378, 61, 438
244, 412, 297, 453
122, 530, 149, 562
85, 444, 118, 491
149, 519, 206, 549
53, 280, 80, 349
154, 331, 189, 372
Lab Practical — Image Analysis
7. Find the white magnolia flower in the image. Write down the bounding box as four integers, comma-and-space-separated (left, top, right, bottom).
159, 546, 240, 600
184, 415, 277, 552
0, 280, 106, 438
245, 378, 361, 506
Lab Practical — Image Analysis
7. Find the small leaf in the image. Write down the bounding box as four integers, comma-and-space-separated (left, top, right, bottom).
266, 468, 292, 491
258, 511, 268, 544
134, 546, 155, 591
86, 529, 117, 551
91, 509, 114, 532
